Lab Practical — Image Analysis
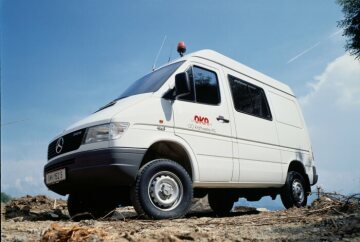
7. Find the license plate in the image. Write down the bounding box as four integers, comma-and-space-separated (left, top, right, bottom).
46, 168, 66, 184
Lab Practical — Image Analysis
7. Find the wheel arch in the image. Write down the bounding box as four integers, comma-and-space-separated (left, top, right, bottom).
140, 139, 198, 181
287, 160, 311, 193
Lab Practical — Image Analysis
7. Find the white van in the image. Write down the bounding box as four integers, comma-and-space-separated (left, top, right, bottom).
44, 49, 318, 219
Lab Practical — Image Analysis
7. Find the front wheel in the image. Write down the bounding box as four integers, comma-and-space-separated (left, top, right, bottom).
131, 159, 193, 219
280, 171, 308, 209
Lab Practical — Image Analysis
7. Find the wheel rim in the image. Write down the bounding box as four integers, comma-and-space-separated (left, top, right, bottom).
148, 171, 183, 211
292, 179, 304, 204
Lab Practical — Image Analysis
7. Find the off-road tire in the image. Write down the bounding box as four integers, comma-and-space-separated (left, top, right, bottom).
208, 190, 234, 216
131, 159, 193, 219
280, 171, 308, 209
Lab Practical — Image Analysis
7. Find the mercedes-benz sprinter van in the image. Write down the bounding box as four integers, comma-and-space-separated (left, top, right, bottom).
44, 49, 318, 219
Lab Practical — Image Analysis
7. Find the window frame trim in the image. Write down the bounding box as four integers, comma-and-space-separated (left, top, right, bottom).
177, 65, 222, 106
228, 74, 273, 121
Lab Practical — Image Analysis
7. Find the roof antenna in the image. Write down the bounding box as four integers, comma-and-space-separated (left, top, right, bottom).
152, 35, 167, 71
177, 41, 186, 57
168, 44, 173, 62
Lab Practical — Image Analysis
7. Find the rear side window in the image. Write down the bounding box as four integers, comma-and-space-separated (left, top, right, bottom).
228, 75, 272, 120
179, 66, 221, 105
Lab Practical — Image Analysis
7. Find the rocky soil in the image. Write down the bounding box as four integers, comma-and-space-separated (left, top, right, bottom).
1, 194, 360, 241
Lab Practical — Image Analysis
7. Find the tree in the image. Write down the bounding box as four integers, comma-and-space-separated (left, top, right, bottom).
1, 192, 12, 203
337, 0, 360, 59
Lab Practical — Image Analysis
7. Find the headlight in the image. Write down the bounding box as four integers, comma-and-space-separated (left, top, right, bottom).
83, 122, 129, 144
109, 122, 129, 139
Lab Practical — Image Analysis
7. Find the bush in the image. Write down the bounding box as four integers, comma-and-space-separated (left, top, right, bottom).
1, 192, 12, 203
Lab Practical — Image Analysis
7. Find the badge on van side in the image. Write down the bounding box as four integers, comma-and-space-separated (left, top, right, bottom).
187, 115, 216, 133
194, 115, 210, 125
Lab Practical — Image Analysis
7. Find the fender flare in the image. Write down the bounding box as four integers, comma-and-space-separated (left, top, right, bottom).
144, 135, 200, 182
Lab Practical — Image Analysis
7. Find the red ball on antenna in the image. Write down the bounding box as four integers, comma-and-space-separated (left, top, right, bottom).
177, 41, 186, 57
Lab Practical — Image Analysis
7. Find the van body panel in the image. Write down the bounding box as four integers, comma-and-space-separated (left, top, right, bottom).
268, 91, 311, 152
280, 150, 312, 183
114, 128, 201, 182
109, 95, 202, 181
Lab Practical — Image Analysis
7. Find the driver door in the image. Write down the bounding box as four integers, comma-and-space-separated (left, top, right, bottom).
172, 63, 234, 182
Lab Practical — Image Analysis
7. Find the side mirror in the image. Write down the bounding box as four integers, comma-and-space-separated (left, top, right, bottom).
175, 72, 191, 99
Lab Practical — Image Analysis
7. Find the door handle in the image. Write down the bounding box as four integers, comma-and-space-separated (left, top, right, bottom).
216, 115, 230, 123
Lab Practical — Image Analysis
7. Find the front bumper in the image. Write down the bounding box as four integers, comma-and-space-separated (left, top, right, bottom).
44, 147, 146, 195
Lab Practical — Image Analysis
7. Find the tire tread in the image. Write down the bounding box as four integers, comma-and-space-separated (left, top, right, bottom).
131, 159, 193, 219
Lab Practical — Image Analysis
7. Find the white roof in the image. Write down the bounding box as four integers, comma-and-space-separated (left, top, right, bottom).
185, 49, 294, 96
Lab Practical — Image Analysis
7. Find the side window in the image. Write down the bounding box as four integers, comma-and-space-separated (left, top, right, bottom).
228, 75, 272, 120
179, 66, 221, 105
193, 66, 220, 105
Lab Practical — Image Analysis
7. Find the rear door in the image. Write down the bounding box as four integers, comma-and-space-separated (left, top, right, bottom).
173, 62, 234, 182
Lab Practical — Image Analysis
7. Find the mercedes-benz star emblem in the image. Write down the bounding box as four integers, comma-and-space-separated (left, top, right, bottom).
55, 137, 64, 154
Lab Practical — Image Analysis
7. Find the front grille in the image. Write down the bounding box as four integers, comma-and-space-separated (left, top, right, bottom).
47, 128, 86, 160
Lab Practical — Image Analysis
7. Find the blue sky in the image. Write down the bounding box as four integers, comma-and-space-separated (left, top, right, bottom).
1, 0, 359, 202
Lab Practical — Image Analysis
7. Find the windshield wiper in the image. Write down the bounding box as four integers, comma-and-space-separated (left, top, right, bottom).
95, 96, 129, 113
95, 101, 116, 113
112, 95, 129, 102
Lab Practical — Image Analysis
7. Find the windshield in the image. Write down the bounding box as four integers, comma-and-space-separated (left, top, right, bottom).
118, 61, 185, 99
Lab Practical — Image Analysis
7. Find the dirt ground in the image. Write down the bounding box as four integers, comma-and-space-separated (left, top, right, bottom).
1, 194, 360, 241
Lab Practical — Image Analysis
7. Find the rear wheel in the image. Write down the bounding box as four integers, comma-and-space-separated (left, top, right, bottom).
208, 190, 235, 216
131, 159, 193, 219
280, 171, 308, 209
